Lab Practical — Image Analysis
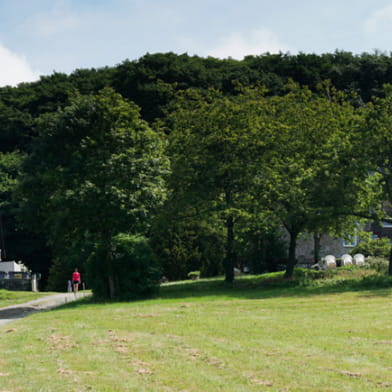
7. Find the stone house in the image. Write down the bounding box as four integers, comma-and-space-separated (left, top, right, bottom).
294, 219, 392, 266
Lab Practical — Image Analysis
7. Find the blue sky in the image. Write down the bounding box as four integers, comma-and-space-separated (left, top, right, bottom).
1, 0, 392, 86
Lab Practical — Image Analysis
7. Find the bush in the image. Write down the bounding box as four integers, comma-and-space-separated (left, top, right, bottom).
351, 233, 391, 258
87, 234, 161, 300
293, 267, 330, 280
366, 256, 389, 274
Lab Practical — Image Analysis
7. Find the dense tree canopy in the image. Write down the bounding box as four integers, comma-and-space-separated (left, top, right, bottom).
360, 85, 392, 274
1, 51, 392, 290
256, 83, 369, 277
166, 87, 271, 282
19, 88, 169, 296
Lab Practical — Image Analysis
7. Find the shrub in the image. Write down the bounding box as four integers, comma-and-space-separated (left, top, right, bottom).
293, 267, 330, 280
366, 256, 389, 274
351, 233, 391, 258
87, 234, 161, 300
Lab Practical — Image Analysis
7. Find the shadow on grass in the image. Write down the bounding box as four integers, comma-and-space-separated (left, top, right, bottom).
52, 271, 392, 309
50, 294, 96, 311
0, 306, 38, 320
156, 273, 392, 301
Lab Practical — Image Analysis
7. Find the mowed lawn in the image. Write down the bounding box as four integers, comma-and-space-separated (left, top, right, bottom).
0, 289, 55, 308
0, 274, 392, 392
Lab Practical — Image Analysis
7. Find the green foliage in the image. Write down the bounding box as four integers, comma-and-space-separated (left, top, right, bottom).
361, 86, 392, 220
0, 103, 33, 152
46, 258, 73, 292
46, 234, 93, 291
167, 87, 271, 282
2, 51, 392, 288
19, 88, 169, 293
111, 51, 392, 123
166, 83, 370, 281
292, 267, 331, 280
0, 151, 23, 209
21, 88, 169, 242
251, 82, 368, 277
87, 234, 161, 300
236, 219, 287, 273
351, 232, 391, 257
366, 256, 389, 274
150, 209, 225, 280
0, 151, 50, 278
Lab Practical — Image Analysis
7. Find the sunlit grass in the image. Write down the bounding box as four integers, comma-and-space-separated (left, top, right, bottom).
0, 289, 55, 308
0, 269, 391, 391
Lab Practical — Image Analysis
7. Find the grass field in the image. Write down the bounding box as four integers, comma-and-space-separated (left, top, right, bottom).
0, 269, 392, 392
0, 289, 55, 308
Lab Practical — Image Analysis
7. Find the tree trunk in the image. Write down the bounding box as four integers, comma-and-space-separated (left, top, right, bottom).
101, 230, 115, 299
260, 236, 267, 273
313, 232, 322, 264
224, 214, 235, 283
0, 214, 6, 260
284, 230, 299, 278
108, 275, 115, 299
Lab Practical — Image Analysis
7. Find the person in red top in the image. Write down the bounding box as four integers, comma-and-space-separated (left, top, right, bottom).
72, 268, 81, 294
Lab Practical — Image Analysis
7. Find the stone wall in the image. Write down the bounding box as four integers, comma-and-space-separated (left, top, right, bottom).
0, 279, 32, 291
296, 232, 353, 260
280, 229, 357, 261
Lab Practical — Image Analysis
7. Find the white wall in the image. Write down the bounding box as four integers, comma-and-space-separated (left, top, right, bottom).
0, 261, 26, 272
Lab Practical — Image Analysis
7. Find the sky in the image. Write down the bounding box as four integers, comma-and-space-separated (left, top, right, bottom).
1, 0, 392, 86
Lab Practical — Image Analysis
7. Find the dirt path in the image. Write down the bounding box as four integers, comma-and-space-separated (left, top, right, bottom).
0, 292, 91, 327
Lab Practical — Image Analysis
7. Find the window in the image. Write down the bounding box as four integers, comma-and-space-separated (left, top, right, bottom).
343, 235, 358, 247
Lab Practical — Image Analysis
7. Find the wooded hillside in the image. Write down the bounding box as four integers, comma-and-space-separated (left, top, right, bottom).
1, 51, 391, 295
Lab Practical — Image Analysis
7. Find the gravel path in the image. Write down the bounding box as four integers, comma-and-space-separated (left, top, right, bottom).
0, 292, 91, 327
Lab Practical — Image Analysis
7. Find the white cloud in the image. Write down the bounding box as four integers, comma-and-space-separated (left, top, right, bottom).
365, 4, 392, 34
206, 29, 291, 59
21, 0, 83, 38
0, 43, 39, 87
34, 13, 81, 37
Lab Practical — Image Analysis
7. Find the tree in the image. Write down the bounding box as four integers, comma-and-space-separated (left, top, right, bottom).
0, 151, 24, 259
0, 103, 33, 152
360, 85, 392, 274
150, 203, 226, 280
19, 88, 169, 297
259, 83, 368, 277
88, 234, 162, 300
167, 87, 271, 282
